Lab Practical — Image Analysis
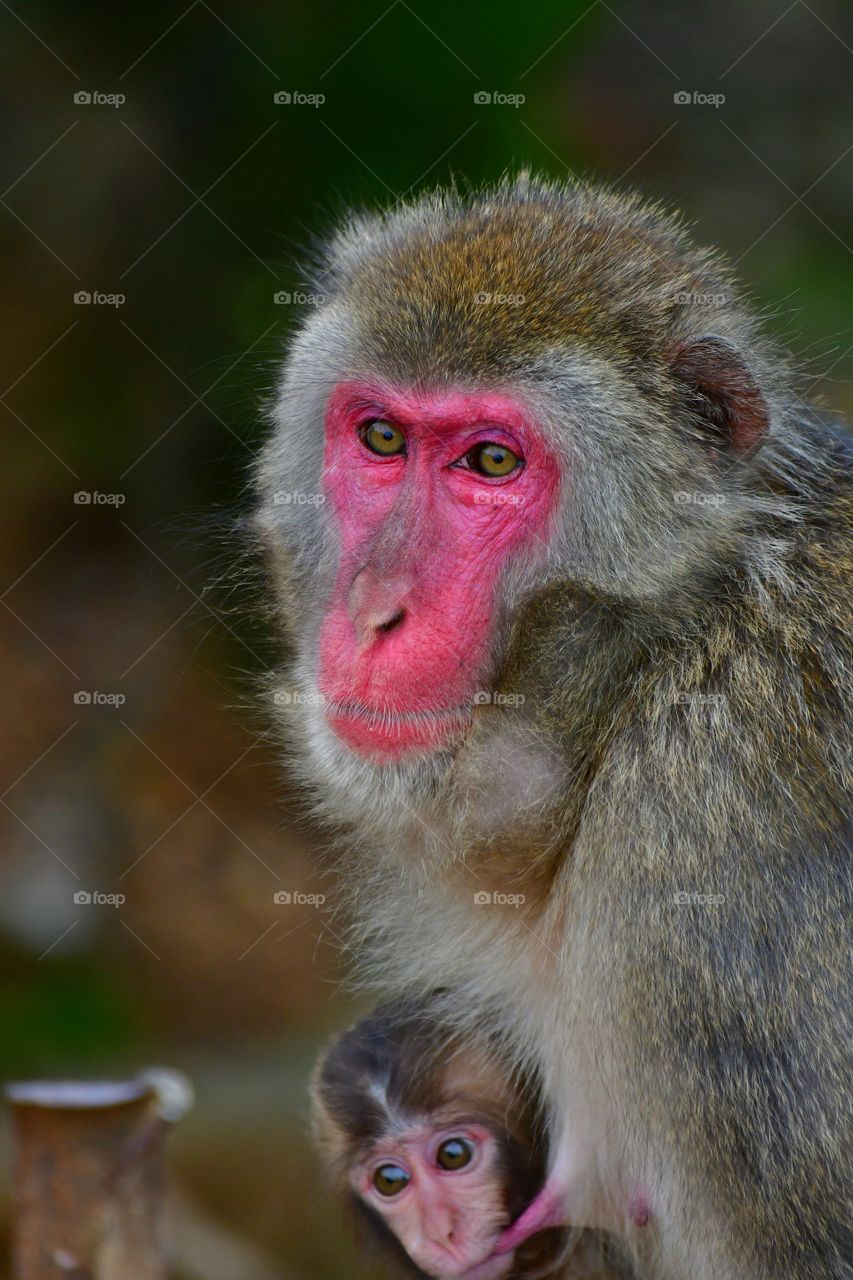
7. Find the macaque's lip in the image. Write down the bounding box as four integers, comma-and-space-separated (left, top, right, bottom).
325, 700, 471, 759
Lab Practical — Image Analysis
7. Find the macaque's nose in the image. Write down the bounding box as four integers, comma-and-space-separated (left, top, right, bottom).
412, 1201, 459, 1269
348, 567, 411, 649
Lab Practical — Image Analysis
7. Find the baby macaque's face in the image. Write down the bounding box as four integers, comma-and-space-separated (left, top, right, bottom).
315, 1002, 552, 1278
351, 1119, 517, 1280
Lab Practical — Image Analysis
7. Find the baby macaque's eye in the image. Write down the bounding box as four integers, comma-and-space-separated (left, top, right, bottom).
360, 419, 406, 457
436, 1137, 474, 1170
373, 1163, 411, 1196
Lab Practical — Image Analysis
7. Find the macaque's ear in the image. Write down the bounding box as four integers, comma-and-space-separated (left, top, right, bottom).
669, 335, 769, 454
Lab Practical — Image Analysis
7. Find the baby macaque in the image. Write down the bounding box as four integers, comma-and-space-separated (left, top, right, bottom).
312, 996, 631, 1280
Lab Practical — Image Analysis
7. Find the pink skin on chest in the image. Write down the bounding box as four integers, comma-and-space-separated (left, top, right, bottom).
491, 1178, 566, 1255
317, 381, 560, 761
488, 1178, 652, 1269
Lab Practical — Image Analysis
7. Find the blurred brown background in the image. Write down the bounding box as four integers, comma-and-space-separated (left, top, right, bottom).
0, 1, 850, 1275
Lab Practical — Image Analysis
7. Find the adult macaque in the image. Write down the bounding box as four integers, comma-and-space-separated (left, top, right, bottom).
313, 995, 631, 1279
256, 176, 851, 1279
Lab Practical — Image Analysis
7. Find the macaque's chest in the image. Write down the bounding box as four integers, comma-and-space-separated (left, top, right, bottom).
366, 857, 573, 1049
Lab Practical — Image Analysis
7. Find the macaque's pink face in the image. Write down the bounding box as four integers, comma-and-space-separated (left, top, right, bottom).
318, 382, 560, 761
353, 1123, 515, 1279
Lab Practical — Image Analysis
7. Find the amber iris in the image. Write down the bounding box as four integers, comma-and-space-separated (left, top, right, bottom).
361, 419, 406, 456
466, 442, 522, 476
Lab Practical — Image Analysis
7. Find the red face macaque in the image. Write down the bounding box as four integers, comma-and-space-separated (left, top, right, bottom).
312, 998, 562, 1280
317, 383, 560, 760
261, 179, 850, 1280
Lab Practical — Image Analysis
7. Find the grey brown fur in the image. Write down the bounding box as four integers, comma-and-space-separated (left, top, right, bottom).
255, 176, 852, 1280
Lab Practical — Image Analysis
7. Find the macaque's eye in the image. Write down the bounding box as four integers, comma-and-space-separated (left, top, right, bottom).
373, 1163, 411, 1196
436, 1137, 474, 1170
464, 442, 523, 477
360, 419, 406, 457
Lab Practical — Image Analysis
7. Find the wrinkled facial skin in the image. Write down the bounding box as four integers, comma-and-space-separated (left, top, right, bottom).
353, 1123, 515, 1280
318, 382, 561, 761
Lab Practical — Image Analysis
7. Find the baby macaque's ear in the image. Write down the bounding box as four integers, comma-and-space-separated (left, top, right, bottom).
669, 335, 769, 454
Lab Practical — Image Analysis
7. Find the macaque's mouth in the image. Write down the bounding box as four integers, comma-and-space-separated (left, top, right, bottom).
325, 700, 472, 759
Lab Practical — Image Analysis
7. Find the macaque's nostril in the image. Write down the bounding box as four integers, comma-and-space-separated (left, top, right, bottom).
376, 609, 406, 635
347, 569, 412, 649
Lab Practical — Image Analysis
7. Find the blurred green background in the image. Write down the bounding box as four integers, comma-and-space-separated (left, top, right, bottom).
0, 1, 850, 1275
